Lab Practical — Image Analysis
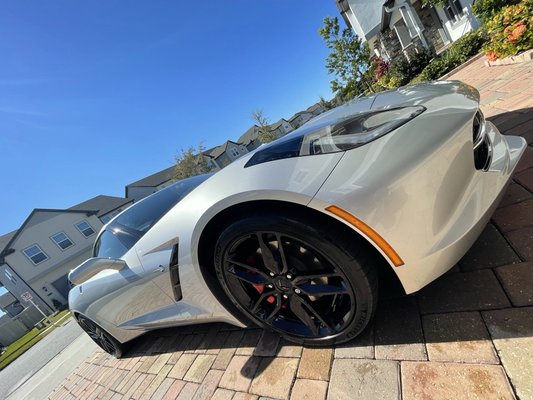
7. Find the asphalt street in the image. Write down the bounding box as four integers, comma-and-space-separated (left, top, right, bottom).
0, 318, 85, 400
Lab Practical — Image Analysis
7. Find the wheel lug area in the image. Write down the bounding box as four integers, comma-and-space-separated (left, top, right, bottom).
286, 274, 292, 279
282, 294, 288, 299
294, 288, 301, 294
267, 284, 273, 289
269, 272, 275, 277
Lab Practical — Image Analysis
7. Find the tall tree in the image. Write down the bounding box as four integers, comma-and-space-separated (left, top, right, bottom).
174, 143, 214, 180
252, 109, 277, 143
319, 17, 374, 101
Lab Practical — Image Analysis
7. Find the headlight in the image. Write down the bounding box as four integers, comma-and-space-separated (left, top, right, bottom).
245, 106, 425, 167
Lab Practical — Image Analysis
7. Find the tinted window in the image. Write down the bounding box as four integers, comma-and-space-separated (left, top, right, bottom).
94, 230, 129, 259
94, 173, 212, 258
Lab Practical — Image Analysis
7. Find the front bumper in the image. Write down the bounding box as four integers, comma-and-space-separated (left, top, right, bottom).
309, 111, 527, 294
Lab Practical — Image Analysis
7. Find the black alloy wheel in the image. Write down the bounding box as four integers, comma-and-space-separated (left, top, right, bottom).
77, 315, 124, 358
214, 214, 378, 345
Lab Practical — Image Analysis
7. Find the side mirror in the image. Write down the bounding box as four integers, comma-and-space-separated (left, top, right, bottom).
69, 257, 127, 286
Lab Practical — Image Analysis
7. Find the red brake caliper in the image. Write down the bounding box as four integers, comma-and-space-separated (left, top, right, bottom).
248, 256, 276, 303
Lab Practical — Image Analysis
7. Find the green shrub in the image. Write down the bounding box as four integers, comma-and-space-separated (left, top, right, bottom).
450, 30, 487, 62
386, 47, 433, 86
416, 29, 486, 81
472, 0, 519, 22
483, 0, 533, 61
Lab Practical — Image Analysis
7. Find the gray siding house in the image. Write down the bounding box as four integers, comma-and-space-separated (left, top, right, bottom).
0, 195, 132, 314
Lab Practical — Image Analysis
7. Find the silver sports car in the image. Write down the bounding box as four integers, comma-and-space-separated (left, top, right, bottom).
69, 81, 526, 357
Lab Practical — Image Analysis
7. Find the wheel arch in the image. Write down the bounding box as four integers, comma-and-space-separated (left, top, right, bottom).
196, 200, 405, 320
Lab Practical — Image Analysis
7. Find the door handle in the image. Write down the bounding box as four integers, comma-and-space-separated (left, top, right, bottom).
155, 265, 165, 273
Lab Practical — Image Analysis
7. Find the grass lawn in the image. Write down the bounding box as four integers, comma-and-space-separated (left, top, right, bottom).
0, 310, 71, 371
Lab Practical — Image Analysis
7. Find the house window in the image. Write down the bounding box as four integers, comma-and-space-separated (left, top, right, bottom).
443, 0, 464, 23
23, 244, 48, 265
51, 232, 74, 250
76, 221, 95, 237
229, 148, 240, 157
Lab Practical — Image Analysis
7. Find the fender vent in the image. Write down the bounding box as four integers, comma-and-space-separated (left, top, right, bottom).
169, 243, 182, 301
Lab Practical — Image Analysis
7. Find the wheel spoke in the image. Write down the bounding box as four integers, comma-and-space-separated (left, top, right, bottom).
296, 282, 348, 297
256, 232, 281, 275
298, 296, 335, 334
265, 295, 282, 322
276, 234, 289, 275
292, 272, 341, 284
226, 261, 269, 285
251, 290, 274, 314
289, 296, 319, 336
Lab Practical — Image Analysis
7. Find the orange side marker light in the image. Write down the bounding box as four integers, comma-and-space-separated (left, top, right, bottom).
325, 205, 404, 267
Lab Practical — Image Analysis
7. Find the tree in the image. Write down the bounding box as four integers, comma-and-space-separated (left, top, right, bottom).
251, 109, 277, 143
319, 95, 335, 111
319, 17, 374, 101
174, 143, 214, 180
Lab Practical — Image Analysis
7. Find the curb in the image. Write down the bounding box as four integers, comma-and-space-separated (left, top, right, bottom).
484, 49, 533, 67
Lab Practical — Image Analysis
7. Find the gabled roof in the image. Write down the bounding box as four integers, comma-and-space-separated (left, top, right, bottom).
269, 119, 289, 131
237, 125, 260, 145
288, 111, 313, 123
306, 103, 323, 112
126, 165, 176, 189
69, 195, 132, 218
209, 140, 241, 159
0, 208, 97, 259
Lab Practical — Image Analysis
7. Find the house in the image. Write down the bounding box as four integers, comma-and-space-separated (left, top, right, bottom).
69, 195, 133, 224
306, 103, 326, 117
288, 111, 314, 129
125, 165, 176, 201
269, 119, 294, 138
237, 125, 262, 152
206, 140, 249, 170
0, 195, 132, 314
336, 0, 480, 61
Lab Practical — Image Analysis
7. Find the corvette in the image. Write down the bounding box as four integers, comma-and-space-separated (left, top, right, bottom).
69, 81, 526, 357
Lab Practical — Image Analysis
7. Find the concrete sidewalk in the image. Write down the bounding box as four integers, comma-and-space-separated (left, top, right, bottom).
48, 57, 533, 400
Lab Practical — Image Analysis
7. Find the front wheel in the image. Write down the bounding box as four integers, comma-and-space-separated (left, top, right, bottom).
213, 213, 378, 346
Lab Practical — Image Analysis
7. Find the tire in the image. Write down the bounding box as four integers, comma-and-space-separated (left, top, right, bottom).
77, 315, 125, 358
214, 213, 378, 346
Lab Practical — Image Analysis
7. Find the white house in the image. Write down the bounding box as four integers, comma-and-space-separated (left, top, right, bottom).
336, 0, 480, 61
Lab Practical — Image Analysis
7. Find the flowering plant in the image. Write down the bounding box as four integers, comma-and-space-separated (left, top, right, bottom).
373, 57, 390, 81
483, 0, 533, 60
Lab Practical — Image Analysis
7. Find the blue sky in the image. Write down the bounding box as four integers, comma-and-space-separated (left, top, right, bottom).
0, 1, 340, 235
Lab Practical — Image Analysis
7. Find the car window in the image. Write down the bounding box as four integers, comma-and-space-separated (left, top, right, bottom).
93, 173, 212, 258
115, 174, 211, 234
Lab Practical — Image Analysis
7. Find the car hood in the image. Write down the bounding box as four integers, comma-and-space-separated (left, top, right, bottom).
300, 80, 479, 131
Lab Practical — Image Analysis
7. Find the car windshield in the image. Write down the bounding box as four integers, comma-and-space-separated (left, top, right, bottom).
94, 173, 212, 258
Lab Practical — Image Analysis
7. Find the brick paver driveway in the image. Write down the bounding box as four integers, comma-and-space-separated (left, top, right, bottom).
49, 57, 533, 400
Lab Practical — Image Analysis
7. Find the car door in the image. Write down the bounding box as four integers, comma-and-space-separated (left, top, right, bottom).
79, 230, 179, 330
